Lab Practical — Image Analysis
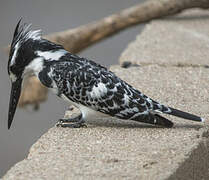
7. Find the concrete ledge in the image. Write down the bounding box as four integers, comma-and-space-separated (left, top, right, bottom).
3, 65, 209, 179
3, 8, 209, 180
120, 9, 209, 66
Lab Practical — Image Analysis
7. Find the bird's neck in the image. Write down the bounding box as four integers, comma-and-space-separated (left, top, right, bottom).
23, 56, 44, 78
23, 47, 67, 76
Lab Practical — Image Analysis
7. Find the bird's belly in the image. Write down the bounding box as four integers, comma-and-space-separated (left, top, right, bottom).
60, 94, 109, 121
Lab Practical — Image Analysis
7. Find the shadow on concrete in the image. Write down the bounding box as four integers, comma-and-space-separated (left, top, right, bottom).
87, 118, 204, 129
174, 123, 204, 130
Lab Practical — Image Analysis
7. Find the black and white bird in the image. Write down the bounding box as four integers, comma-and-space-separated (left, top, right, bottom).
7, 20, 204, 129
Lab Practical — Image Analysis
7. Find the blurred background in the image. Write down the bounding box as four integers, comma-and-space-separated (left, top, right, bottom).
0, 0, 145, 176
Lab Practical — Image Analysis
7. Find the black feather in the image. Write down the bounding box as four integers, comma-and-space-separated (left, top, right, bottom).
168, 107, 203, 122
131, 113, 173, 128
13, 18, 22, 41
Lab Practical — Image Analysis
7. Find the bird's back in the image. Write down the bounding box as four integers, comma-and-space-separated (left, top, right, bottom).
48, 53, 169, 120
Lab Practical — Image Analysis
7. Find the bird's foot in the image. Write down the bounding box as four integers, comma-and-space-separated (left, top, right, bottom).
58, 113, 82, 124
56, 114, 87, 128
57, 122, 87, 128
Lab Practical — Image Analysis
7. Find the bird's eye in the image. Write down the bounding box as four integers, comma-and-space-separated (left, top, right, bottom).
9, 65, 19, 75
10, 65, 15, 73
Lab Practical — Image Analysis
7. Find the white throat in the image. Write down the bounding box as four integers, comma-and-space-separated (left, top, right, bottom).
23, 57, 44, 78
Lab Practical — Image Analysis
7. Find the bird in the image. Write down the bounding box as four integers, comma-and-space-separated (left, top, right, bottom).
7, 20, 204, 129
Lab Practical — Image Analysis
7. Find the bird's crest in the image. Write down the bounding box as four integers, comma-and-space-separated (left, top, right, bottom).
11, 19, 42, 48
8, 19, 42, 70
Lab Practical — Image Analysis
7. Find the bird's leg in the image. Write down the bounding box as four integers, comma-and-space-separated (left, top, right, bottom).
56, 113, 87, 128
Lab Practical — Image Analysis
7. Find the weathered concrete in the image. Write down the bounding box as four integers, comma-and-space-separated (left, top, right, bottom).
3, 9, 209, 180
120, 9, 209, 67
3, 65, 209, 180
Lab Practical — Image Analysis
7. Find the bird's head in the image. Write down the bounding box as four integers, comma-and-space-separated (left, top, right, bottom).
7, 20, 66, 129
7, 19, 42, 129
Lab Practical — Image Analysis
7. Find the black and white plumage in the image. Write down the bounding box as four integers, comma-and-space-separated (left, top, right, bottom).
7, 20, 204, 129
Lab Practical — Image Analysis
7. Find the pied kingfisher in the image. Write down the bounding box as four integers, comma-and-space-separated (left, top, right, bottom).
7, 20, 204, 129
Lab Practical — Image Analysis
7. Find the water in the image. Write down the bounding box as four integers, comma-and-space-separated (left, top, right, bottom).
0, 0, 145, 176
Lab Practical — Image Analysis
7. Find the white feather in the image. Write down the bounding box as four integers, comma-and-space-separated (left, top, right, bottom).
60, 94, 108, 121
36, 50, 67, 61
123, 94, 129, 105
10, 42, 20, 66
27, 30, 41, 40
90, 82, 107, 98
23, 57, 44, 77
10, 73, 17, 82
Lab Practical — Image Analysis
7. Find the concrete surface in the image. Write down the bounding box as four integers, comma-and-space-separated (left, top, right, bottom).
120, 9, 209, 67
3, 65, 209, 180
3, 9, 209, 180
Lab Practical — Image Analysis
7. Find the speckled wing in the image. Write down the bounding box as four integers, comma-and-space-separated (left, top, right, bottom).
51, 55, 170, 120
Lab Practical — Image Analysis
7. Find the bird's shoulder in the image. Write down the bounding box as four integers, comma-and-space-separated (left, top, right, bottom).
51, 53, 107, 71
49, 53, 118, 85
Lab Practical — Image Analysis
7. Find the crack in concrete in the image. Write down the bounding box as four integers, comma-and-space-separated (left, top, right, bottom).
121, 61, 209, 69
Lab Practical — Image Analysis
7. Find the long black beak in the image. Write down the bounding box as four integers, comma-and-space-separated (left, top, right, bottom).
8, 78, 22, 129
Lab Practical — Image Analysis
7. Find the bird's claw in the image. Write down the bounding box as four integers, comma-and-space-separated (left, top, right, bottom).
56, 121, 87, 128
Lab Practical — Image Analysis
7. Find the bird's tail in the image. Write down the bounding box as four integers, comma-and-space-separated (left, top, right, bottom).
131, 113, 174, 128
153, 114, 174, 128
166, 107, 204, 122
